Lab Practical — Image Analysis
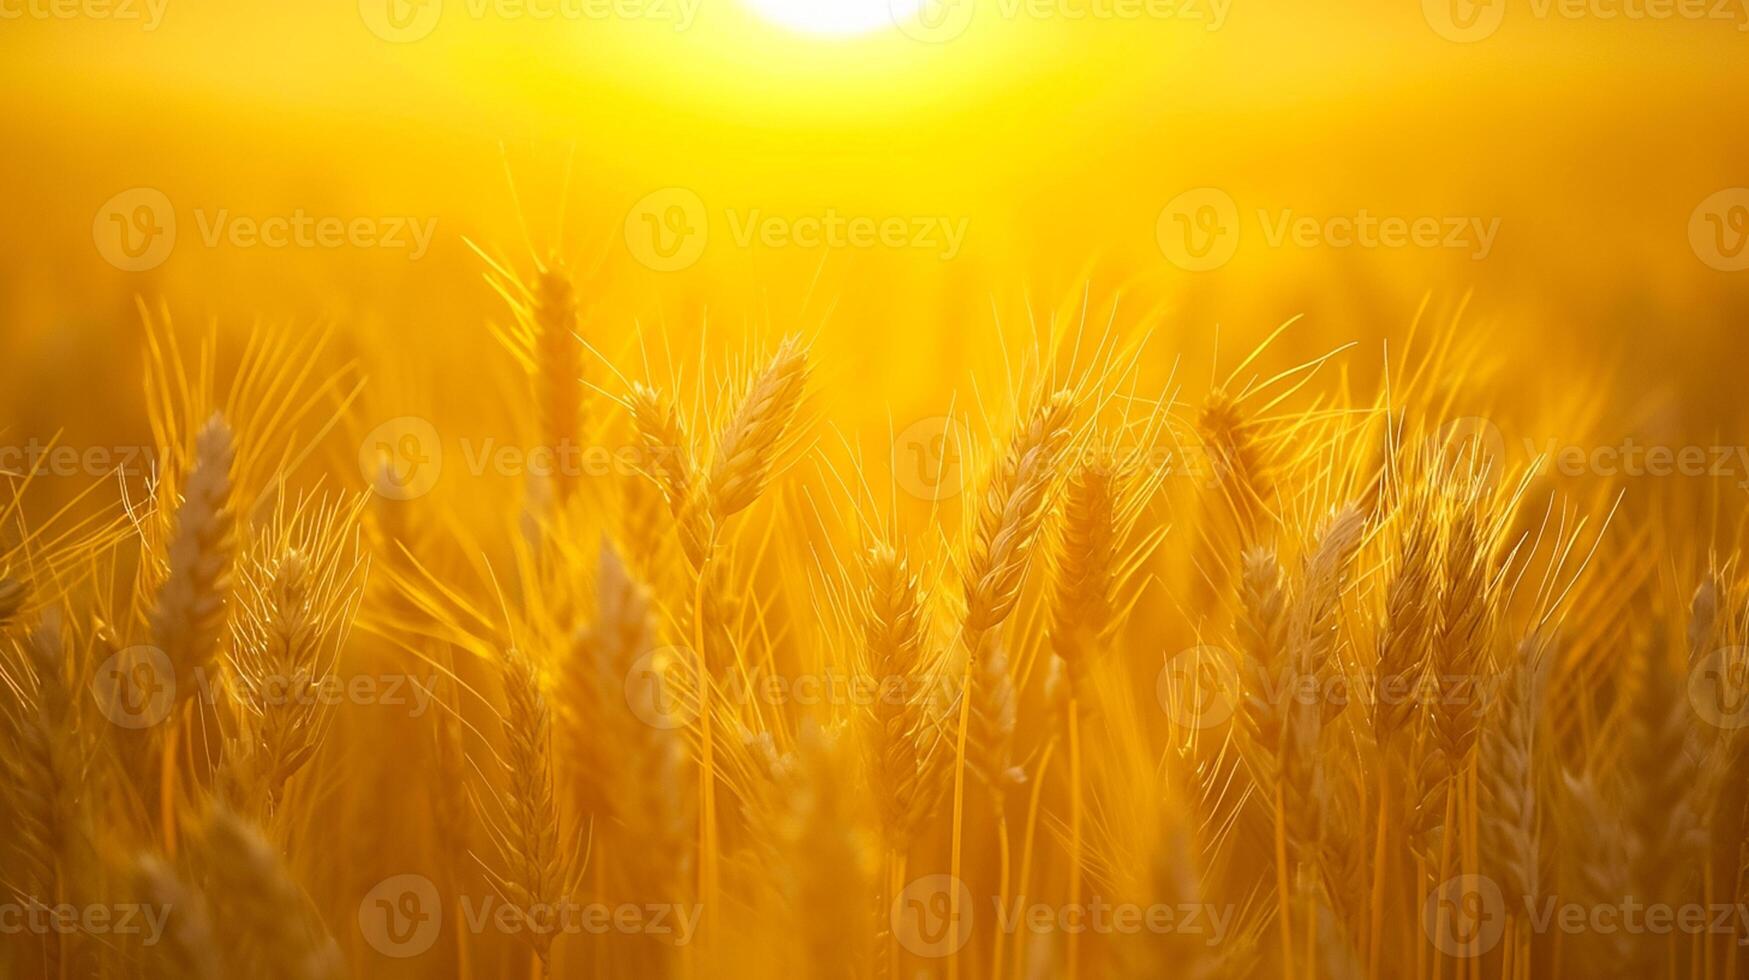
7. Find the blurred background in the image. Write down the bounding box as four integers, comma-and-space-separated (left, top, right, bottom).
1, 0, 1747, 505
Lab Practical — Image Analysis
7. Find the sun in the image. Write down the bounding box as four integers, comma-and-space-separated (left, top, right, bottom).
744, 0, 930, 36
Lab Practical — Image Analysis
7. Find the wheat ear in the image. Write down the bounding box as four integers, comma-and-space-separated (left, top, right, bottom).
232, 550, 319, 816
1374, 494, 1439, 743
708, 334, 809, 520
1048, 449, 1118, 698
962, 390, 1073, 644
582, 543, 692, 897
481, 644, 565, 970
135, 855, 220, 980
1477, 638, 1545, 908
1198, 387, 1273, 536
862, 542, 940, 848
630, 382, 712, 569
151, 415, 238, 700
4, 617, 74, 979
197, 805, 341, 980
533, 267, 584, 505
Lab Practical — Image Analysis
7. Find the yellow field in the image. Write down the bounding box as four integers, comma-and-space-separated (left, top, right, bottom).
2, 1, 1749, 977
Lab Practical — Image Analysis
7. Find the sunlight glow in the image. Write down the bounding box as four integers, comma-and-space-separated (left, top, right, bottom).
744, 0, 929, 36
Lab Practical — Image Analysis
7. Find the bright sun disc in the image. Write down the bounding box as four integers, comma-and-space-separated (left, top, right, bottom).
745, 0, 929, 36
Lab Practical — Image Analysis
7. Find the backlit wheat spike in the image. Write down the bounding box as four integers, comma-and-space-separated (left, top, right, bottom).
1236, 545, 1289, 759
630, 381, 712, 568
136, 855, 220, 980
484, 644, 565, 971
965, 631, 1023, 807
4, 617, 73, 980
708, 334, 809, 520
233, 550, 320, 816
1561, 770, 1643, 975
1278, 506, 1363, 863
775, 725, 873, 980
533, 267, 584, 505
198, 805, 342, 980
1374, 494, 1439, 742
862, 542, 940, 847
1288, 504, 1365, 685
151, 415, 238, 701
963, 389, 1074, 643
1625, 651, 1703, 905
1126, 805, 1214, 980
1430, 497, 1492, 766
1478, 638, 1544, 908
1048, 448, 1118, 697
1199, 387, 1273, 536
581, 543, 692, 898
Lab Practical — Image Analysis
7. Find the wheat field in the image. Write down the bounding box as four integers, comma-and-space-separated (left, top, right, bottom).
5, 1, 1749, 979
